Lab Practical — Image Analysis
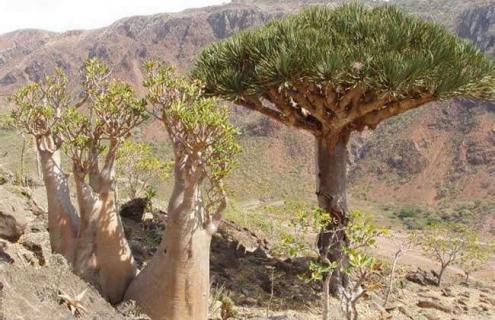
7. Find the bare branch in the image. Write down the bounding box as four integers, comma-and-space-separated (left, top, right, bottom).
360, 94, 434, 129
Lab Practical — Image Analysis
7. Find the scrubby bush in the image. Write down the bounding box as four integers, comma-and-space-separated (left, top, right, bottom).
411, 223, 477, 286
458, 238, 495, 283
116, 140, 172, 200
278, 207, 385, 320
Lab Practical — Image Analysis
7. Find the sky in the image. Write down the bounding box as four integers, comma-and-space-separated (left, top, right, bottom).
0, 0, 229, 34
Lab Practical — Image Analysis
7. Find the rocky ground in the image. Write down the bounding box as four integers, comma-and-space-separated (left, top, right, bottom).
0, 170, 495, 320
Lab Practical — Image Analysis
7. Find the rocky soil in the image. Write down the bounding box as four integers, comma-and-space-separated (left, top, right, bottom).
0, 167, 494, 320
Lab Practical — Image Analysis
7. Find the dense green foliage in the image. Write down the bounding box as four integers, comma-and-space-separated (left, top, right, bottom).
194, 4, 494, 101
60, 59, 148, 174
411, 222, 484, 285
144, 60, 240, 214
10, 70, 69, 139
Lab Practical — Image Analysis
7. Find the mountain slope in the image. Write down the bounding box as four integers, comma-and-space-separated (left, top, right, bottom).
0, 0, 493, 227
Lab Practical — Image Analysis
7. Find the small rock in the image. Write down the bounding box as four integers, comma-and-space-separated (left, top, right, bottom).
238, 296, 257, 306
457, 298, 468, 306
18, 232, 51, 266
480, 296, 495, 306
0, 186, 33, 241
398, 306, 414, 319
0, 242, 14, 264
406, 268, 437, 286
417, 300, 452, 313
252, 246, 268, 259
441, 288, 454, 297
423, 313, 440, 320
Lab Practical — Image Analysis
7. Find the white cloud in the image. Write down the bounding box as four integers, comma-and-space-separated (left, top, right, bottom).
0, 0, 229, 34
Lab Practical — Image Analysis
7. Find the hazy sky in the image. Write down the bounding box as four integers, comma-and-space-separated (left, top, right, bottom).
0, 0, 229, 34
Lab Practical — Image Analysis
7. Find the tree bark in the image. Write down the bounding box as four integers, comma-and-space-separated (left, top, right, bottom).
437, 265, 446, 287
73, 171, 100, 283
316, 133, 351, 297
95, 188, 137, 304
322, 274, 331, 320
38, 147, 79, 262
72, 151, 137, 304
125, 173, 212, 320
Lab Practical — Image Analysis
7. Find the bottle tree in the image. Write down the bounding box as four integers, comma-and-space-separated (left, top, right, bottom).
11, 71, 81, 262
11, 59, 147, 303
125, 61, 240, 319
193, 4, 495, 294
58, 59, 147, 303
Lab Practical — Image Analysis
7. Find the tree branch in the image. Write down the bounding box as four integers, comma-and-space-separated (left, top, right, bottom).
238, 95, 322, 135
359, 94, 434, 130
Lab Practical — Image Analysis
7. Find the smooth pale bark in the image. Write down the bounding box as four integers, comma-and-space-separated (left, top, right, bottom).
35, 142, 43, 179
73, 171, 100, 283
95, 188, 137, 304
38, 146, 79, 262
73, 143, 137, 304
316, 133, 351, 297
125, 173, 212, 320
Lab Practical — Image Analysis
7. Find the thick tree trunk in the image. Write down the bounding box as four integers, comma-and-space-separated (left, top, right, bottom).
71, 143, 136, 304
38, 148, 79, 262
316, 133, 351, 297
73, 172, 100, 283
95, 188, 137, 304
125, 176, 212, 320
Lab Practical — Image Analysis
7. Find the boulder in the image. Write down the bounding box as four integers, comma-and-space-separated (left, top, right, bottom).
119, 198, 151, 222
405, 268, 438, 286
417, 300, 452, 313
0, 185, 33, 241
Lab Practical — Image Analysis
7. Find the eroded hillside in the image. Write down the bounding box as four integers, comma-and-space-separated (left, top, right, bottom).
0, 0, 493, 226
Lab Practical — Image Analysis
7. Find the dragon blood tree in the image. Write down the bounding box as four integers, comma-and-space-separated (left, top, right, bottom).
125, 61, 240, 320
193, 4, 495, 294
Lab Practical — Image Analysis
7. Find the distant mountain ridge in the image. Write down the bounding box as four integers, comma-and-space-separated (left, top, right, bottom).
0, 0, 494, 218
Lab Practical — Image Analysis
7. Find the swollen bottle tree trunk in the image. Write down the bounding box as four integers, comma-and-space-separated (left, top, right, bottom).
73, 168, 100, 282
71, 144, 138, 304
95, 179, 137, 304
316, 133, 351, 296
12, 59, 146, 306
38, 143, 79, 262
125, 170, 212, 319
124, 61, 239, 320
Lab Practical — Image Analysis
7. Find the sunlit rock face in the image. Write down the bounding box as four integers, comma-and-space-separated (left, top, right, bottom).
456, 3, 495, 56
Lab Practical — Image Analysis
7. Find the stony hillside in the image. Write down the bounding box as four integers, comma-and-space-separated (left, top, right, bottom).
1, 167, 494, 320
0, 0, 494, 225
